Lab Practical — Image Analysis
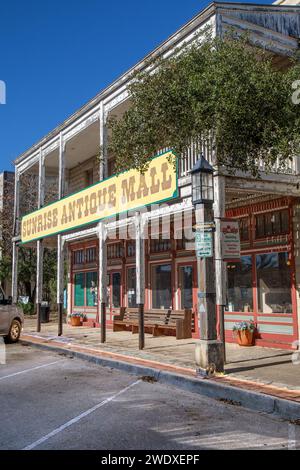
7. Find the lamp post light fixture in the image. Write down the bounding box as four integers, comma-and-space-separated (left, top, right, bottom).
191, 154, 214, 206
192, 154, 224, 375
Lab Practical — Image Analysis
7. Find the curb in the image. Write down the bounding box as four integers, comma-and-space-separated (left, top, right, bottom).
20, 337, 300, 421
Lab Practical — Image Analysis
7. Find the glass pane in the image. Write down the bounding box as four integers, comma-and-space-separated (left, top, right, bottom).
281, 210, 289, 233
179, 266, 193, 309
256, 252, 292, 313
112, 272, 121, 308
127, 267, 137, 307
255, 214, 265, 238
152, 264, 172, 309
74, 250, 84, 265
86, 272, 98, 307
86, 247, 96, 263
74, 273, 85, 307
193, 186, 201, 203
106, 274, 111, 310
265, 214, 273, 237
239, 218, 249, 241
226, 256, 253, 312
272, 211, 281, 235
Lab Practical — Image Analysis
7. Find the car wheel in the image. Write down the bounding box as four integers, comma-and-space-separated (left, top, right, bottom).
5, 319, 21, 344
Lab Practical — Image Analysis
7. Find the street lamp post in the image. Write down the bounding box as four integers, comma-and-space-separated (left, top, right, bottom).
191, 154, 224, 374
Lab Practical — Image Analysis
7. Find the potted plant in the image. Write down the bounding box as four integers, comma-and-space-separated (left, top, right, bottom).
69, 312, 84, 327
233, 320, 256, 347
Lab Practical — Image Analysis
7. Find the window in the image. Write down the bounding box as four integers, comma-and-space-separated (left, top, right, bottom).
107, 243, 123, 259
127, 267, 137, 307
112, 272, 121, 308
152, 264, 172, 309
179, 266, 193, 309
256, 214, 265, 238
255, 209, 289, 239
256, 252, 292, 314
127, 241, 135, 257
150, 235, 171, 253
239, 218, 249, 242
176, 229, 194, 251
226, 256, 253, 312
86, 272, 98, 307
74, 250, 84, 265
74, 273, 85, 306
107, 159, 115, 177
84, 169, 93, 187
86, 247, 96, 263
74, 271, 98, 307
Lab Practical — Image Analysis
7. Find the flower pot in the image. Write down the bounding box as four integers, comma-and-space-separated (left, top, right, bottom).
237, 329, 254, 347
71, 316, 82, 327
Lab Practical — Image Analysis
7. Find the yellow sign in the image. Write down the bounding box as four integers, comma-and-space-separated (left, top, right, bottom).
21, 152, 178, 243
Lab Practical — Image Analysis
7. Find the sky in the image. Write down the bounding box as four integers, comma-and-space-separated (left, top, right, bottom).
0, 0, 273, 171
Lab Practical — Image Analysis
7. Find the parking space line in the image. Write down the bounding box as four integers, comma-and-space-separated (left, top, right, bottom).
0, 360, 64, 381
23, 379, 141, 450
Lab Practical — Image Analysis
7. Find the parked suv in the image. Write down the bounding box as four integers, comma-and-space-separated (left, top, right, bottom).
0, 288, 24, 343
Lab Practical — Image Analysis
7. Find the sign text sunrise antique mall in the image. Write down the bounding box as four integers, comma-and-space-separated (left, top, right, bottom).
21, 152, 177, 243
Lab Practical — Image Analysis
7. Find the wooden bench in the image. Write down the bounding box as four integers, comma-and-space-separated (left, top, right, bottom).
113, 307, 192, 339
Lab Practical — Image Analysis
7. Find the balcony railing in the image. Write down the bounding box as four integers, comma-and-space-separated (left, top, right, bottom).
157, 137, 300, 179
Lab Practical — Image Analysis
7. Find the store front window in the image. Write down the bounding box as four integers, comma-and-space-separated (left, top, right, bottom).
127, 267, 137, 307
74, 273, 85, 307
112, 272, 121, 308
152, 264, 172, 309
227, 256, 253, 312
74, 272, 98, 307
256, 252, 292, 313
179, 266, 193, 309
86, 272, 98, 306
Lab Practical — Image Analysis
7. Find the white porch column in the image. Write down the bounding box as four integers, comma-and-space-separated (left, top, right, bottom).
98, 221, 107, 343
213, 172, 227, 360
99, 102, 108, 181
58, 132, 65, 199
57, 133, 65, 336
36, 147, 45, 332
57, 235, 65, 336
135, 213, 145, 350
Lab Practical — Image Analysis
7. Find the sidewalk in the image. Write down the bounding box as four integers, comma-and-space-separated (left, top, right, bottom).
21, 316, 300, 407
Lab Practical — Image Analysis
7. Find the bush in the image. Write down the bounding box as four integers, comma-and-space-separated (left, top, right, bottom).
18, 301, 35, 316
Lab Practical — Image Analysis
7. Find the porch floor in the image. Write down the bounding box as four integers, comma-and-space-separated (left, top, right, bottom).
22, 316, 300, 391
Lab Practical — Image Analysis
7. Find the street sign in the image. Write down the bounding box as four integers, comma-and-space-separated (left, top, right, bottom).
194, 222, 216, 232
195, 230, 213, 258
220, 218, 241, 261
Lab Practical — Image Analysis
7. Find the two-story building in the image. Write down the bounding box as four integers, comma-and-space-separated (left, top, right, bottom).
12, 2, 300, 351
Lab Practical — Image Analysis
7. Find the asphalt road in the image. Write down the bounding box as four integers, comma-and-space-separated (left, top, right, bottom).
0, 343, 299, 450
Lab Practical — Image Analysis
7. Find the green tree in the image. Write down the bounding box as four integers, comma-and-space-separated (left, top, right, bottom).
108, 33, 300, 176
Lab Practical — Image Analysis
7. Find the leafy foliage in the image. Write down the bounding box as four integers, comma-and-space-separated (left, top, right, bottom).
0, 172, 59, 306
108, 32, 300, 176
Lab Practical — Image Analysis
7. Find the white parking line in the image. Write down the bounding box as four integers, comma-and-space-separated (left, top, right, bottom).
0, 360, 64, 381
23, 379, 141, 450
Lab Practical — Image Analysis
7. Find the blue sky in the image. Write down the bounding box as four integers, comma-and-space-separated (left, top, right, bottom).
0, 0, 273, 171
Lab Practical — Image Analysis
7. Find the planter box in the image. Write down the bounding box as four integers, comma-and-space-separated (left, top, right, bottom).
237, 329, 254, 347
71, 316, 82, 327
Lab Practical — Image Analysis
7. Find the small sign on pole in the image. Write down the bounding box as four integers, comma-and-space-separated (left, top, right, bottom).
195, 230, 213, 258
220, 218, 241, 261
